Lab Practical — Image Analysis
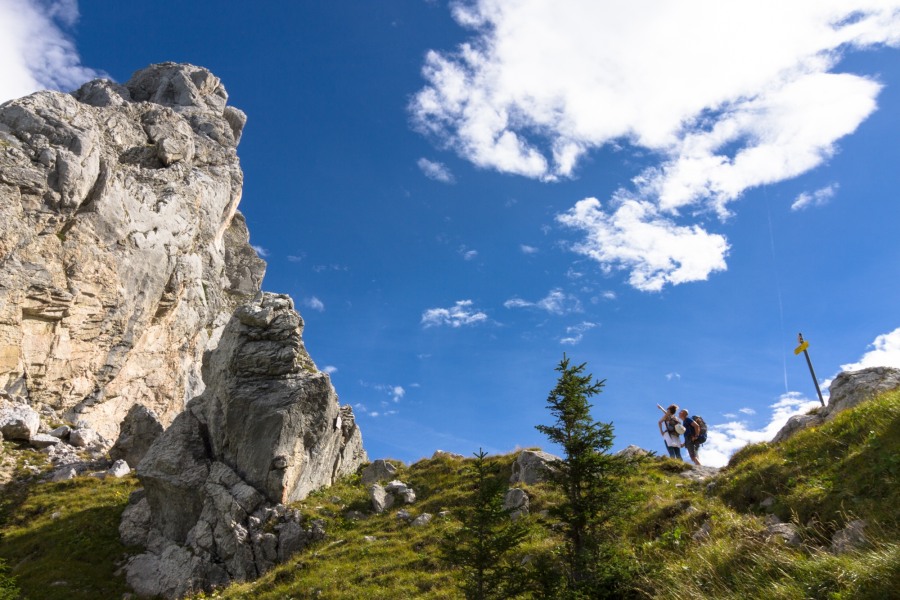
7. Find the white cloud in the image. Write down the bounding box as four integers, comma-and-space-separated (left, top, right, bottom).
560, 321, 597, 345
251, 245, 269, 258
666, 372, 681, 381
702, 391, 821, 467
417, 157, 455, 183
286, 254, 304, 263
557, 197, 730, 292
840, 327, 900, 372
0, 0, 104, 103
458, 245, 479, 260
422, 299, 488, 328
791, 183, 838, 211
738, 407, 756, 415
504, 288, 582, 315
520, 244, 539, 254
322, 365, 338, 375
412, 0, 900, 290
303, 296, 325, 312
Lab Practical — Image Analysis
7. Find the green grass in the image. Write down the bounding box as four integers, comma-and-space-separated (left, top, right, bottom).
718, 389, 900, 532
0, 448, 140, 600
1, 388, 899, 599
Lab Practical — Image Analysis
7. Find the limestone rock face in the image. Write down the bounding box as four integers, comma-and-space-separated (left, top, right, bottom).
129, 293, 367, 597
0, 62, 265, 440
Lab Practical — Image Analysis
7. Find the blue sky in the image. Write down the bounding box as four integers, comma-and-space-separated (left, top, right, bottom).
2, 0, 899, 466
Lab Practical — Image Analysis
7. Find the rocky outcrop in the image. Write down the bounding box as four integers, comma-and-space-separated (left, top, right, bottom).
510, 449, 559, 485
109, 404, 164, 467
773, 367, 900, 443
126, 293, 367, 597
0, 62, 265, 440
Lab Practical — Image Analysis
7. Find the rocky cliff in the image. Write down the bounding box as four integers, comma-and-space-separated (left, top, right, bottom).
0, 63, 264, 439
124, 293, 366, 597
0, 63, 368, 596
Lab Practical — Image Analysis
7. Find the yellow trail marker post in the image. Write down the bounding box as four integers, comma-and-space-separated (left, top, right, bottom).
795, 333, 825, 406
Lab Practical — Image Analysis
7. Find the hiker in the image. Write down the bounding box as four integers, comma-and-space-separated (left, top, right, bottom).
679, 409, 702, 466
657, 404, 684, 459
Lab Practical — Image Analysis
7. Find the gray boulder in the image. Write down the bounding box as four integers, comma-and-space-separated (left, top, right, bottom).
369, 484, 395, 514
826, 368, 900, 417
108, 459, 131, 478
360, 459, 398, 485
110, 404, 164, 467
411, 513, 433, 527
69, 427, 101, 448
0, 402, 40, 440
831, 519, 867, 554
510, 449, 560, 484
29, 433, 61, 449
765, 522, 802, 547
503, 488, 530, 520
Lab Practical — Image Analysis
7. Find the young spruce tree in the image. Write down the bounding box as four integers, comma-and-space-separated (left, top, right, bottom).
441, 449, 530, 600
536, 354, 639, 598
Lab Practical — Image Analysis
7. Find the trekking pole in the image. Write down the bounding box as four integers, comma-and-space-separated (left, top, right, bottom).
794, 333, 825, 407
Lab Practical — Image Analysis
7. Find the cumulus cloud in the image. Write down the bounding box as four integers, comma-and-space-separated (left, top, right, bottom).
422, 299, 488, 328
303, 296, 325, 311
557, 197, 730, 292
504, 288, 582, 315
0, 0, 104, 103
560, 321, 597, 345
703, 392, 821, 467
412, 0, 900, 290
791, 183, 839, 211
417, 157, 455, 183
839, 326, 900, 372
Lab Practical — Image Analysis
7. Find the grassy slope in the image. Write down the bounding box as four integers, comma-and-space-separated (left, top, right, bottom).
0, 447, 140, 600
1, 389, 898, 599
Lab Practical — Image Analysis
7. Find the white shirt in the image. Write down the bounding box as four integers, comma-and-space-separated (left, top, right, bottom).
663, 431, 681, 447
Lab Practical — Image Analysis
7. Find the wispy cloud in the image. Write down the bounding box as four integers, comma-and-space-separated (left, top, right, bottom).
738, 407, 756, 415
251, 245, 270, 258
458, 245, 478, 261
302, 296, 325, 312
560, 321, 597, 345
417, 157, 455, 183
322, 365, 338, 375
312, 264, 349, 272
286, 254, 305, 263
791, 183, 838, 211
412, 0, 900, 291
504, 288, 582, 315
666, 372, 681, 381
520, 244, 539, 254
421, 299, 488, 328
0, 0, 105, 103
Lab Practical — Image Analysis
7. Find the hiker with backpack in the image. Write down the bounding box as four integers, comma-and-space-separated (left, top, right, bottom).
678, 409, 706, 466
657, 404, 685, 460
